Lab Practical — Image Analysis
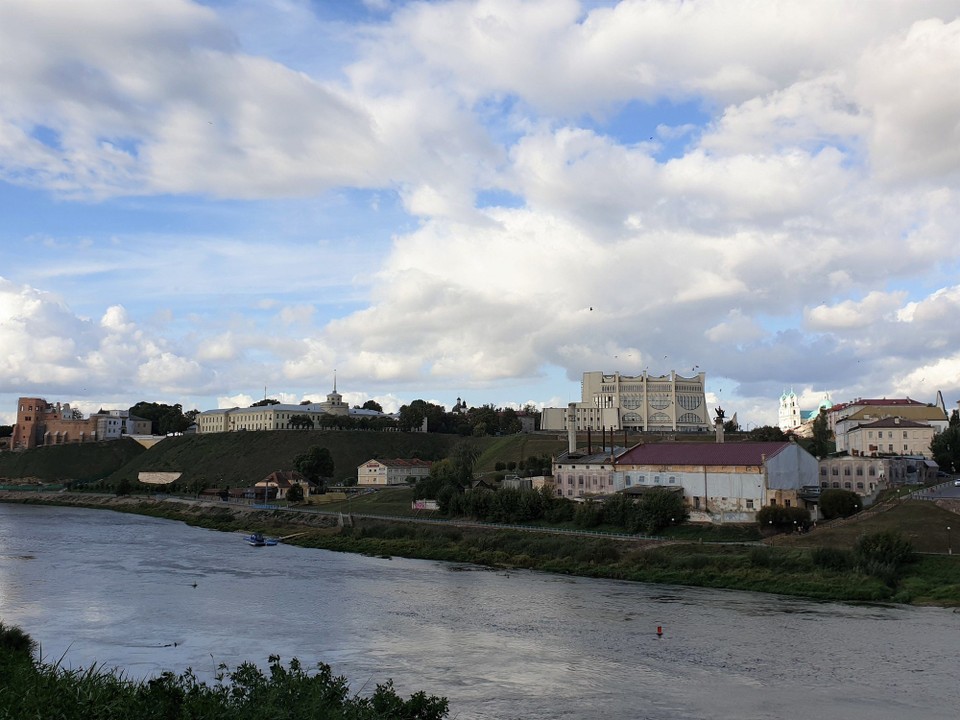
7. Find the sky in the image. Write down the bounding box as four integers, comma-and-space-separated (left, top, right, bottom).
2, 0, 960, 429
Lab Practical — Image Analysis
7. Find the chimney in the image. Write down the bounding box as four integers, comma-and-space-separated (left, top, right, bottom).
715, 417, 724, 444
567, 403, 577, 454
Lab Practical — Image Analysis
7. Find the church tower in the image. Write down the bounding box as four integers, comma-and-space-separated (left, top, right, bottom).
778, 389, 801, 432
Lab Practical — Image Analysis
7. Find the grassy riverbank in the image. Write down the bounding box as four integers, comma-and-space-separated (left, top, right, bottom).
0, 622, 448, 720
6, 492, 960, 606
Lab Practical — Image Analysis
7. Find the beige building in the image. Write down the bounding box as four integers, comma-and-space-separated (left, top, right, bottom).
357, 458, 433, 486
818, 454, 936, 495
197, 384, 353, 434
833, 403, 947, 453
843, 417, 935, 458
552, 449, 620, 498
542, 370, 710, 432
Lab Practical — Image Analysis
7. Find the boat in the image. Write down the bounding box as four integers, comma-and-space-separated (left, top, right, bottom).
244, 532, 278, 547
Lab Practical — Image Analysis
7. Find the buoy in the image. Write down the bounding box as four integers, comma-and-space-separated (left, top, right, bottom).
656, 625, 663, 638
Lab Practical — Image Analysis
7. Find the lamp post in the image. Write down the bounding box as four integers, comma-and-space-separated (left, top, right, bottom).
948, 526, 952, 556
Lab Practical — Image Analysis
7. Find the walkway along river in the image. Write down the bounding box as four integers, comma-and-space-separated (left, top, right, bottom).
1, 503, 959, 720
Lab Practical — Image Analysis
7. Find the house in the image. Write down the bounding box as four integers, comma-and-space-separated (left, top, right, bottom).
541, 370, 710, 432
827, 397, 947, 437
254, 470, 315, 500
842, 416, 936, 458
552, 448, 621, 498
611, 441, 819, 523
357, 458, 432, 486
817, 454, 935, 497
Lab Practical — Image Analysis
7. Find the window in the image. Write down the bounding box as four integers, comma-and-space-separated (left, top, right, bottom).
638, 475, 646, 484
668, 476, 676, 484
821, 481, 828, 488
578, 476, 584, 486
856, 466, 863, 476
770, 499, 777, 506
820, 467, 827, 476
832, 467, 839, 476
844, 482, 851, 489
746, 499, 754, 510
903, 431, 908, 439
844, 467, 851, 476
625, 477, 632, 487
856, 482, 864, 490
784, 499, 791, 507
832, 482, 839, 488
868, 467, 876, 476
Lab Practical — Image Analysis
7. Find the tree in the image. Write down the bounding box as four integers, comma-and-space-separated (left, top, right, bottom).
115, 478, 132, 497
931, 424, 960, 473
748, 425, 787, 441
361, 399, 384, 413
723, 418, 740, 432
756, 504, 811, 531
286, 484, 304, 503
819, 489, 861, 519
251, 398, 280, 407
0, 425, 12, 438
809, 409, 833, 458
128, 402, 192, 435
634, 488, 688, 534
499, 407, 522, 435
294, 446, 335, 486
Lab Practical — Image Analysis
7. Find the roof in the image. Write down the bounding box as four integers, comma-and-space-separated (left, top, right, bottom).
258, 470, 309, 487
830, 398, 926, 413
555, 448, 624, 465
361, 458, 433, 469
852, 417, 933, 430
615, 442, 794, 467
842, 405, 947, 423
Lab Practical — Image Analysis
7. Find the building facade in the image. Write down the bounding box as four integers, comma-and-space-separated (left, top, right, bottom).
542, 370, 710, 433
816, 455, 935, 497
357, 458, 433, 486
842, 417, 935, 458
611, 441, 819, 523
197, 384, 370, 434
552, 449, 620, 498
10, 397, 151, 450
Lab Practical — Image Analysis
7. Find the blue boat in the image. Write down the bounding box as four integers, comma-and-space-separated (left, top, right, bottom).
245, 532, 278, 546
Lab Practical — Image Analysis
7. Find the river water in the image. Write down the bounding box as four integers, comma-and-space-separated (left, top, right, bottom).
1, 503, 958, 719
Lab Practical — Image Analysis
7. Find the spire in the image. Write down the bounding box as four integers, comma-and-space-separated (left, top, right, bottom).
333, 369, 337, 393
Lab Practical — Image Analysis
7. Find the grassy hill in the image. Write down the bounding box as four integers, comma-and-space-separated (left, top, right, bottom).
0, 439, 146, 483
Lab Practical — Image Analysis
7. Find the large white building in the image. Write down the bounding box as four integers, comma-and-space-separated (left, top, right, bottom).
197, 382, 381, 434
542, 370, 710, 432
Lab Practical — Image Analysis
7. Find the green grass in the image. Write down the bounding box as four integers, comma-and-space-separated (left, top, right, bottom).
0, 438, 146, 483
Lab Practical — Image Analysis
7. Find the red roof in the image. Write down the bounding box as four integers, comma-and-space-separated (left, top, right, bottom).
615, 442, 793, 467
830, 398, 925, 413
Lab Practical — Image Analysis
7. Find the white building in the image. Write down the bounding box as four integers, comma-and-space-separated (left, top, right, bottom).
611, 441, 819, 523
357, 458, 433, 486
542, 370, 710, 432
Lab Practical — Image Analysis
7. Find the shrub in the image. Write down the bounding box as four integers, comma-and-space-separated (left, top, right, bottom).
811, 546, 853, 571
756, 505, 810, 531
819, 489, 862, 519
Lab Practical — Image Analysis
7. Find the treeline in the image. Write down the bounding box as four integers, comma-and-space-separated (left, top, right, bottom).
0, 623, 448, 720
440, 486, 687, 536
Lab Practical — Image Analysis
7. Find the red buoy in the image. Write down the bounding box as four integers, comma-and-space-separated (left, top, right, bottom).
656, 625, 663, 637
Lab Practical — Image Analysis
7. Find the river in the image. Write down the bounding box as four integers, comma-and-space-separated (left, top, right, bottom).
1, 503, 958, 719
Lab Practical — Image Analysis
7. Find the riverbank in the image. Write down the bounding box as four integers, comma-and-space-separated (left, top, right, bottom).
4, 491, 960, 606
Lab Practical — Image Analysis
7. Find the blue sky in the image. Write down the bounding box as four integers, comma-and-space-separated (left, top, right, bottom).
2, 0, 960, 428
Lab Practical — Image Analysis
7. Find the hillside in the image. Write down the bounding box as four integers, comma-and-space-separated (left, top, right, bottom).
0, 439, 146, 483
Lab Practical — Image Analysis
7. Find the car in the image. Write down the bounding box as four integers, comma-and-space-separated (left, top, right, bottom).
954, 480, 960, 487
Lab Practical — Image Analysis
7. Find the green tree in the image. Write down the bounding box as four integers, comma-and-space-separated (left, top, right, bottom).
361, 399, 384, 413
286, 484, 304, 503
0, 425, 13, 438
115, 478, 132, 497
809, 409, 833, 458
819, 489, 861, 519
931, 423, 960, 473
128, 401, 192, 435
756, 504, 812, 531
634, 488, 688, 534
251, 398, 281, 407
499, 407, 522, 435
748, 425, 787, 441
294, 446, 335, 486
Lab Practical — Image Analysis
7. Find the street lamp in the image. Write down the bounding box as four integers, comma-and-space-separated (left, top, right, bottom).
948, 526, 952, 556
